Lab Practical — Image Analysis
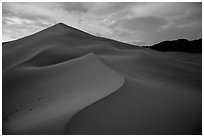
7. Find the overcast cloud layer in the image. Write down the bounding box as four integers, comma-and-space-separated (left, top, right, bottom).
2, 2, 202, 46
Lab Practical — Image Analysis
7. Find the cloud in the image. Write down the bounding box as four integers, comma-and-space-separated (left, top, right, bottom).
57, 2, 88, 13
2, 2, 202, 45
84, 2, 133, 16
2, 2, 58, 41
118, 16, 167, 32
3, 22, 46, 42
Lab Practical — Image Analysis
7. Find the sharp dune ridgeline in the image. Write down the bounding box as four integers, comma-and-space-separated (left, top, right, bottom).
2, 23, 202, 135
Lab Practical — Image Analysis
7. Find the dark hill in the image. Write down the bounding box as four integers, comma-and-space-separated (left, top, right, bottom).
148, 39, 202, 53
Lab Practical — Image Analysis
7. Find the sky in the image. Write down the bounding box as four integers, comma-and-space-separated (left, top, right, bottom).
2, 2, 202, 46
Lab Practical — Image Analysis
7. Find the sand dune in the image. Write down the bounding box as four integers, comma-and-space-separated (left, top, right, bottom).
3, 53, 125, 134
67, 52, 201, 135
3, 23, 202, 135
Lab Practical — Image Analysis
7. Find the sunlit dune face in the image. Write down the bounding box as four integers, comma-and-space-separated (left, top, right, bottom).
2, 2, 202, 46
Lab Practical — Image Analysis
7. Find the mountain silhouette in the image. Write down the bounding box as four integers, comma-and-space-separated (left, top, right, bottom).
148, 39, 202, 53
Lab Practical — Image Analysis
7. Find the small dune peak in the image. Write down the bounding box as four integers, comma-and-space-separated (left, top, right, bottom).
56, 22, 67, 26
54, 22, 70, 28
43, 22, 93, 37
37, 22, 81, 36
49, 22, 74, 31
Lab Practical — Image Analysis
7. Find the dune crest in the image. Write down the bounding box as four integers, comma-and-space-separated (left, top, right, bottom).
3, 53, 125, 134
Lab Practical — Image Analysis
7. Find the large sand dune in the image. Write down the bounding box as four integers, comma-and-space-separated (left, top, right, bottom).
67, 52, 201, 135
3, 53, 124, 134
2, 23, 202, 135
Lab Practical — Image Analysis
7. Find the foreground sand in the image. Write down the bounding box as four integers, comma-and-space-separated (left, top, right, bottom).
3, 23, 202, 135
67, 50, 201, 135
3, 53, 124, 134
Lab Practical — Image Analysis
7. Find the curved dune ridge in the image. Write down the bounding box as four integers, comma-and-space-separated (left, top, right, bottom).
3, 53, 125, 134
3, 23, 202, 135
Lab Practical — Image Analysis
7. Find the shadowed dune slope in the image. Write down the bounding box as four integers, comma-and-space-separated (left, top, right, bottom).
3, 23, 202, 135
3, 53, 125, 134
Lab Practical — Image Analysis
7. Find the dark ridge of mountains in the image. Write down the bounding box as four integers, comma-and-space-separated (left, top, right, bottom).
147, 39, 202, 53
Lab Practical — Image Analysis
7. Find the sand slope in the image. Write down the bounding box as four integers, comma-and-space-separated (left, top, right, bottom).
3, 23, 202, 135
3, 53, 125, 134
67, 51, 201, 135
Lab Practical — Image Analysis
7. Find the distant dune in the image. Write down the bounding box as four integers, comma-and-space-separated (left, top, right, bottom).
2, 23, 202, 135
